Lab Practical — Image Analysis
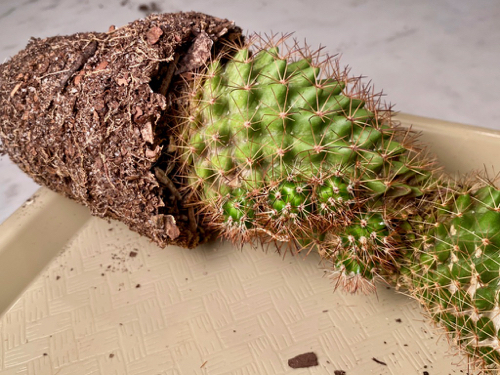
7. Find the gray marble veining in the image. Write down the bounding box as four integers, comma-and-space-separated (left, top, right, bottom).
1, 0, 499, 223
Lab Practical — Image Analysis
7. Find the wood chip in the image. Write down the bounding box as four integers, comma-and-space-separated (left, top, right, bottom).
95, 61, 109, 71
176, 31, 213, 74
116, 77, 129, 86
165, 215, 180, 240
74, 72, 84, 85
135, 106, 144, 119
146, 26, 163, 45
9, 82, 22, 97
140, 122, 153, 143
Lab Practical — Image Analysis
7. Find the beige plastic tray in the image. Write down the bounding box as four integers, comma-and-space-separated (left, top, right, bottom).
0, 114, 498, 375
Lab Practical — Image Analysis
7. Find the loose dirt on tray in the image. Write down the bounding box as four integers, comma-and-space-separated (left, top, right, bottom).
288, 352, 318, 369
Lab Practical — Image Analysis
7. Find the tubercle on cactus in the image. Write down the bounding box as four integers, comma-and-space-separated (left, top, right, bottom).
164, 33, 500, 371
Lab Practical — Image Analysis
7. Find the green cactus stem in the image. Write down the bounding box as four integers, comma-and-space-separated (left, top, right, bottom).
398, 183, 500, 370
175, 36, 437, 285
169, 34, 500, 371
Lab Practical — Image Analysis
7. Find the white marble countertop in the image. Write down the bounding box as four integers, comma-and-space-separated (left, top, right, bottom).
1, 0, 499, 223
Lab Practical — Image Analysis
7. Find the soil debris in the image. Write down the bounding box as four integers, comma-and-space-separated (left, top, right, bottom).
288, 352, 318, 369
372, 357, 387, 366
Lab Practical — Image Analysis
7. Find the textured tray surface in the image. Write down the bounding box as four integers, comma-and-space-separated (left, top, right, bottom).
0, 114, 499, 375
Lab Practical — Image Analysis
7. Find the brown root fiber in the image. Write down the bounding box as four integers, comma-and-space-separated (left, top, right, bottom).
0, 12, 242, 248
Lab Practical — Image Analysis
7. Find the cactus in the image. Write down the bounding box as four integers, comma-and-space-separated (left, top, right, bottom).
399, 183, 500, 370
170, 35, 500, 371
175, 35, 439, 288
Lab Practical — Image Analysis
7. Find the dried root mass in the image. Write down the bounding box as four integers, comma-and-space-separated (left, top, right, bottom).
0, 12, 241, 248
